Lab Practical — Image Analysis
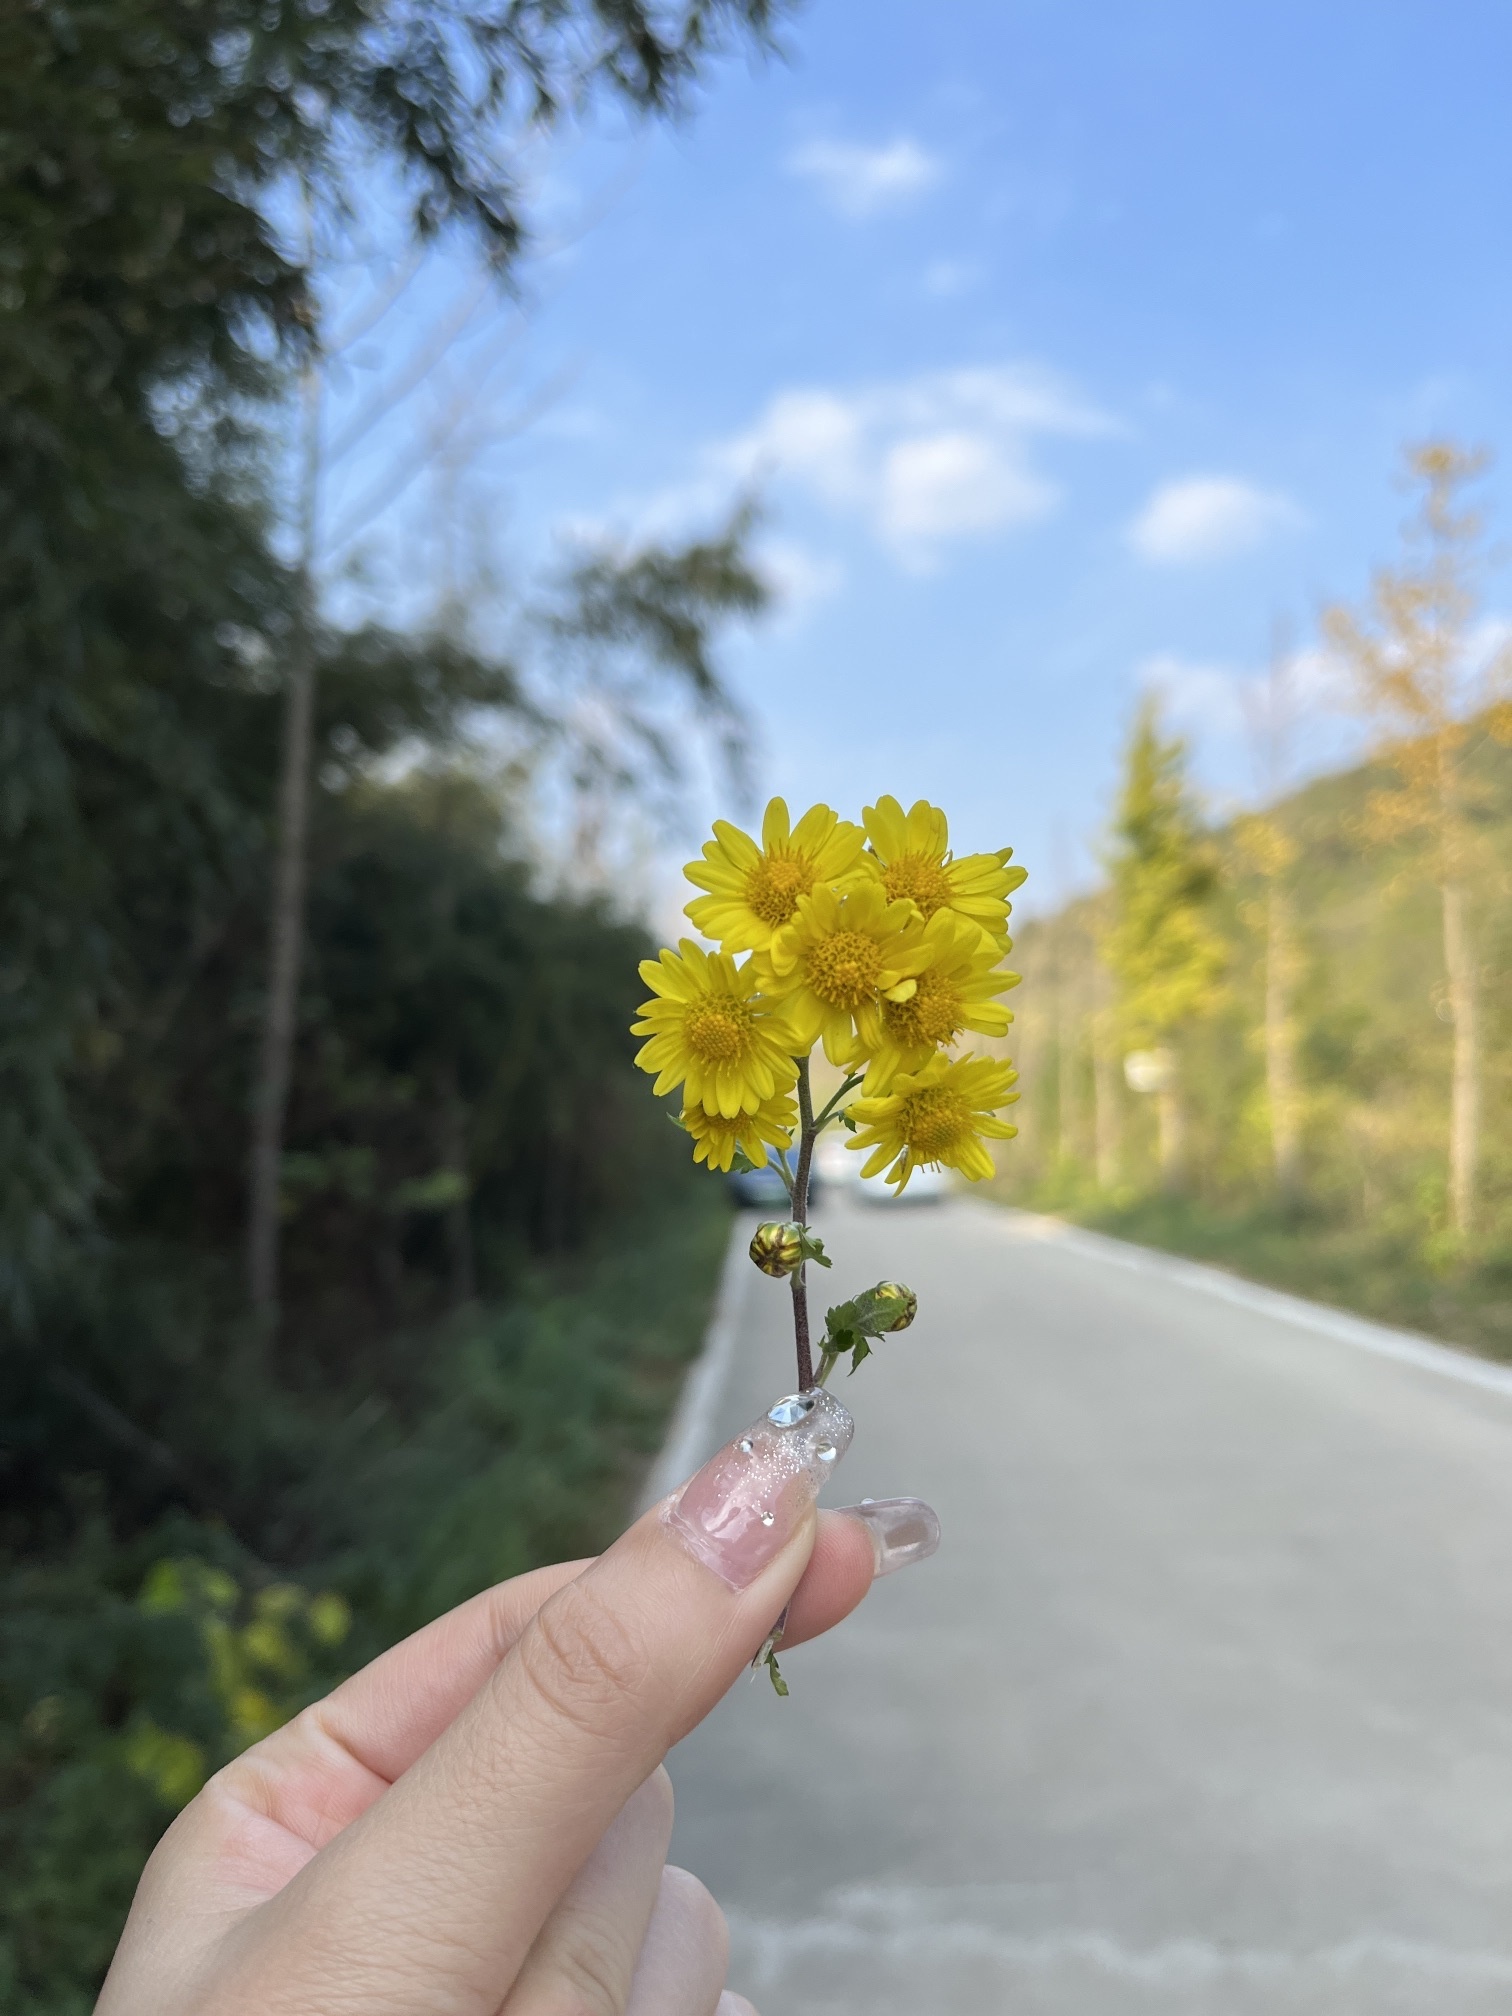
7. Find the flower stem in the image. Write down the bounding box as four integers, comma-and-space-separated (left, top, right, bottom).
812, 1072, 864, 1134
790, 1056, 816, 1391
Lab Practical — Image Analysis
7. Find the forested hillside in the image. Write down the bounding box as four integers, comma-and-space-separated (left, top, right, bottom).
1003, 726, 1512, 1354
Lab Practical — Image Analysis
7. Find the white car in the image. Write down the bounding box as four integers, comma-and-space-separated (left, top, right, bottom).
814, 1135, 950, 1204
813, 1136, 859, 1190
855, 1159, 950, 1205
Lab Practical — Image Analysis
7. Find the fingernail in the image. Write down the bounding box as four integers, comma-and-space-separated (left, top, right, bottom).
836, 1497, 941, 1578
666, 1389, 854, 1590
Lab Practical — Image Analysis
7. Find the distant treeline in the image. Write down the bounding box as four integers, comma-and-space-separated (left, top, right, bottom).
1004, 454, 1512, 1352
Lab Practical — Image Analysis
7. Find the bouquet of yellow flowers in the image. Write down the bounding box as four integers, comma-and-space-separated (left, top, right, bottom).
632, 795, 1024, 1401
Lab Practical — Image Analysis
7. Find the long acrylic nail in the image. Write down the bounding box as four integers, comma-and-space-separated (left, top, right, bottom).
666, 1389, 854, 1590
836, 1497, 941, 1578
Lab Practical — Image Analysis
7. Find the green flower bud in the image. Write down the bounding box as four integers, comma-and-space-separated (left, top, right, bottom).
749, 1221, 804, 1277
853, 1281, 917, 1333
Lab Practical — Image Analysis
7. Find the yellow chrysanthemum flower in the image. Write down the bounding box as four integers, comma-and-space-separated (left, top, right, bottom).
853, 911, 1021, 1093
761, 878, 933, 1067
632, 941, 799, 1117
846, 1052, 1020, 1192
684, 797, 870, 953
863, 795, 1026, 952
682, 1092, 797, 1173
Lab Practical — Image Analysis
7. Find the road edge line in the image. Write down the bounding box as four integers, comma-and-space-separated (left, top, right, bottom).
987, 1203, 1512, 1404
637, 1212, 751, 1512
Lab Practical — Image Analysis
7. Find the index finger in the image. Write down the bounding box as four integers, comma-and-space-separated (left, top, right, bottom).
237, 1388, 857, 2016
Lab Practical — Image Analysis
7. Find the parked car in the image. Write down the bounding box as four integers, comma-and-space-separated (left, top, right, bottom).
725, 1161, 793, 1210
813, 1135, 857, 1192
854, 1159, 950, 1204
813, 1132, 951, 1203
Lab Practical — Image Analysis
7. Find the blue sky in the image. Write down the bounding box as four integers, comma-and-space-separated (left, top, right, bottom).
321, 0, 1512, 909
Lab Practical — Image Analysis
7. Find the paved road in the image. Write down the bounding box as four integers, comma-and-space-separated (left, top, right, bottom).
667, 1195, 1512, 2016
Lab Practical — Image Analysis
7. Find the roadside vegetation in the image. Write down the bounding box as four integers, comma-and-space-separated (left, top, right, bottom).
1, 3, 781, 2005
998, 451, 1512, 1359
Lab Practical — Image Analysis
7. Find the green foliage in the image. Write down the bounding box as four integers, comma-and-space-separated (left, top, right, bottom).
820, 1280, 917, 1378
759, 1639, 790, 1698
0, 3, 782, 2000
0, 0, 786, 1308
1005, 729, 1512, 1349
1, 1195, 727, 2011
1104, 700, 1226, 1045
547, 502, 769, 810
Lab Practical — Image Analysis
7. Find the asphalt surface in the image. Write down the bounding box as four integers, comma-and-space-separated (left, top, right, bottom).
666, 1194, 1512, 2016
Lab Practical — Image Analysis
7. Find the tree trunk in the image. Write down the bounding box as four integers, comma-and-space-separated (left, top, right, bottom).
1442, 878, 1480, 1238
1091, 1002, 1120, 1191
247, 643, 316, 1313
1056, 990, 1078, 1168
439, 1067, 476, 1308
1264, 883, 1303, 1196
1155, 1074, 1186, 1194
247, 364, 321, 1317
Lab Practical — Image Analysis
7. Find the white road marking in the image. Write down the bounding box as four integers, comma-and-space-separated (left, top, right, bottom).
983, 1204, 1512, 1406
638, 1213, 752, 1511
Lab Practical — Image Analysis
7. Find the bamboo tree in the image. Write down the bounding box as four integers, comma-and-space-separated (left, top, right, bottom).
1051, 917, 1081, 1169
232, 1, 789, 1318
1235, 815, 1304, 1195
1088, 910, 1123, 1191
1236, 632, 1306, 1196
1323, 442, 1512, 1241
1104, 701, 1225, 1193
248, 349, 321, 1314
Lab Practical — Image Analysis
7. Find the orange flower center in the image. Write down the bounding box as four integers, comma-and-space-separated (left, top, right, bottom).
803, 929, 882, 1010
898, 1085, 971, 1160
745, 851, 817, 928
881, 853, 954, 919
882, 966, 962, 1048
682, 997, 751, 1062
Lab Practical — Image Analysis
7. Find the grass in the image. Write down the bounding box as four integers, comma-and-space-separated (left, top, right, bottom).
0, 1187, 732, 2015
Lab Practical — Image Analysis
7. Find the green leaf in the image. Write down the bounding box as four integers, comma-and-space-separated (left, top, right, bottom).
762, 1643, 790, 1697
796, 1226, 832, 1269
820, 1303, 875, 1378
389, 1168, 470, 1213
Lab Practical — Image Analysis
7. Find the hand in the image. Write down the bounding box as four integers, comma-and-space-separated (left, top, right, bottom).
98, 1389, 938, 2016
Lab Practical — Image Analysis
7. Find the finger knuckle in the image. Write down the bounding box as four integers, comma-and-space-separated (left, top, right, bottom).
516, 1580, 651, 1736
663, 1863, 729, 1970
641, 1762, 675, 1836
550, 1931, 637, 2016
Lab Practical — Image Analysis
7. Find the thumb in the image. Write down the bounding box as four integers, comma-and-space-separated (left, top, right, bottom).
233, 1387, 856, 2016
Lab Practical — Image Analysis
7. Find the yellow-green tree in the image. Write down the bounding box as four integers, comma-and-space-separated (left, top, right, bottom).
1234, 809, 1304, 1194
1104, 701, 1226, 1191
1323, 442, 1512, 1239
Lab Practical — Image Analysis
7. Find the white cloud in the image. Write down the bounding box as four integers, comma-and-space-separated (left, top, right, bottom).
880, 431, 1052, 545
1136, 652, 1249, 737
1137, 644, 1358, 769
756, 536, 845, 625
737, 389, 867, 504
785, 136, 945, 220
720, 362, 1114, 565
1128, 475, 1302, 565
